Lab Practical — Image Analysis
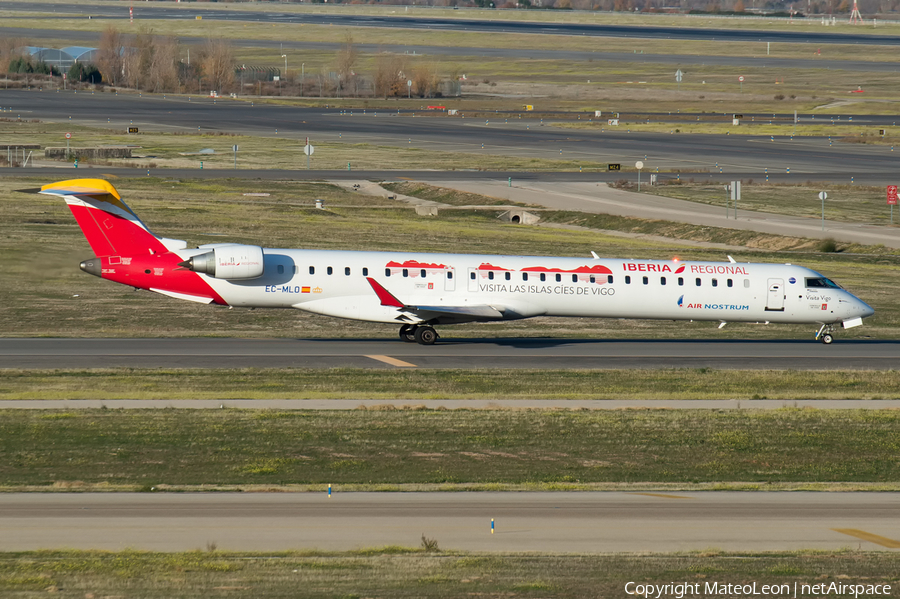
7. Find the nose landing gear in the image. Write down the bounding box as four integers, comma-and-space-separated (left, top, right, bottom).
816, 324, 835, 344
399, 324, 439, 345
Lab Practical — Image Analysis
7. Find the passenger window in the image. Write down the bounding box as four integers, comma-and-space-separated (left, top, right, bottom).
695, 278, 701, 286
540, 273, 546, 282
523, 273, 528, 281
488, 271, 494, 280
572, 274, 578, 283
327, 266, 333, 275
660, 277, 666, 286
402, 269, 409, 278
362, 267, 368, 276
590, 276, 596, 283
607, 275, 613, 284
277, 265, 284, 274
625, 276, 631, 284
505, 272, 511, 281
642, 276, 649, 285
712, 279, 718, 287
470, 272, 476, 280
420, 269, 426, 278
555, 274, 562, 282
309, 266, 315, 275
345, 267, 350, 276
744, 279, 750, 288
385, 268, 391, 277
447, 271, 453, 279
678, 277, 684, 286
727, 279, 733, 288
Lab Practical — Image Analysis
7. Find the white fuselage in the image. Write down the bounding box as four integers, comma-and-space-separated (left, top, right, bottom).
179, 248, 874, 328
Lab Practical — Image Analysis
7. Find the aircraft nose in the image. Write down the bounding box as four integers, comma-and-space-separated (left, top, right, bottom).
859, 300, 875, 319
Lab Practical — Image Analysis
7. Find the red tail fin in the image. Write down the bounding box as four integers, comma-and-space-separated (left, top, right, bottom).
40, 178, 167, 256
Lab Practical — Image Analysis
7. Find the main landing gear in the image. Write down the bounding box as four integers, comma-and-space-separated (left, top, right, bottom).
816, 324, 835, 345
399, 324, 439, 345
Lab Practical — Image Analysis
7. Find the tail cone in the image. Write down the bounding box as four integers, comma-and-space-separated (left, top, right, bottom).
80, 258, 102, 278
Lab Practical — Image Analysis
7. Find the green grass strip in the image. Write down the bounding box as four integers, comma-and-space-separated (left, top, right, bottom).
1, 408, 899, 487
2, 368, 900, 400
0, 549, 898, 598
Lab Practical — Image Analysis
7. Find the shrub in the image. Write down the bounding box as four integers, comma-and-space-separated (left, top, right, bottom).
817, 238, 838, 253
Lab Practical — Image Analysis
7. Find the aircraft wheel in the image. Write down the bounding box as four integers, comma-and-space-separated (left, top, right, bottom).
399, 324, 417, 343
414, 326, 438, 345
821, 333, 834, 345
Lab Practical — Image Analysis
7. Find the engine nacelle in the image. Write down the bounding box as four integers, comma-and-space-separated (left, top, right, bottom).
181, 244, 265, 280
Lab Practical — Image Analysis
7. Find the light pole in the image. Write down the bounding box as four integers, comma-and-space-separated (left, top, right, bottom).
301, 63, 305, 96
281, 54, 287, 79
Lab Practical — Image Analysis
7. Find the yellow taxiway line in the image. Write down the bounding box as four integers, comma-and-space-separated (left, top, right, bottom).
366, 355, 418, 368
832, 528, 900, 548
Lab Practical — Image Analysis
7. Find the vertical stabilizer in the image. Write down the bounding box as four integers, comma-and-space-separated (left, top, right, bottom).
39, 178, 167, 256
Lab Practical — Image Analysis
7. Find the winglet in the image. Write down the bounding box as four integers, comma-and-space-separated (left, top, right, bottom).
366, 277, 405, 308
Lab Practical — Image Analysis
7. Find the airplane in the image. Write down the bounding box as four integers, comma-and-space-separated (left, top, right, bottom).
37, 178, 874, 345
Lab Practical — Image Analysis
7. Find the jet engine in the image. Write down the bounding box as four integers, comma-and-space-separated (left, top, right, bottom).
180, 244, 265, 280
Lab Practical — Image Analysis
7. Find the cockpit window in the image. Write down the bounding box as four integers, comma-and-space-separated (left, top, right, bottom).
805, 277, 842, 289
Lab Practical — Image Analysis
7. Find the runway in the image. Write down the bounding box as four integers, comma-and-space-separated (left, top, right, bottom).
1, 338, 896, 370
1, 492, 898, 552
9, 1, 900, 46
3, 90, 899, 181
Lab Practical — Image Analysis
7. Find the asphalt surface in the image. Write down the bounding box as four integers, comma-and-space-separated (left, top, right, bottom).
1, 492, 898, 552
11, 1, 900, 46
2, 90, 899, 183
433, 179, 900, 247
1, 338, 895, 369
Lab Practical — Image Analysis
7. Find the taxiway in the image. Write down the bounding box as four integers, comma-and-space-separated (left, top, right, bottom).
1, 338, 895, 370
1, 492, 897, 552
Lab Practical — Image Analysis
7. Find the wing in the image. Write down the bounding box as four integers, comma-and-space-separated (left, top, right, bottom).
366, 277, 504, 322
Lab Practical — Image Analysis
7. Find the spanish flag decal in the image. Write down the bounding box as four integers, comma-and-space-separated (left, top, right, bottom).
301, 286, 311, 293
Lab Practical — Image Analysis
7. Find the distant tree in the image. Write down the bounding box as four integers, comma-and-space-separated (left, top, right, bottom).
412, 62, 440, 98
68, 62, 102, 84
335, 33, 358, 96
733, 0, 745, 10
123, 29, 154, 90
200, 39, 235, 93
373, 53, 407, 98
148, 35, 180, 92
8, 56, 32, 74
97, 26, 124, 86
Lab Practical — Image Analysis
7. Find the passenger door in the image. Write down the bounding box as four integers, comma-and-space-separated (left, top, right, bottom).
765, 278, 784, 311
